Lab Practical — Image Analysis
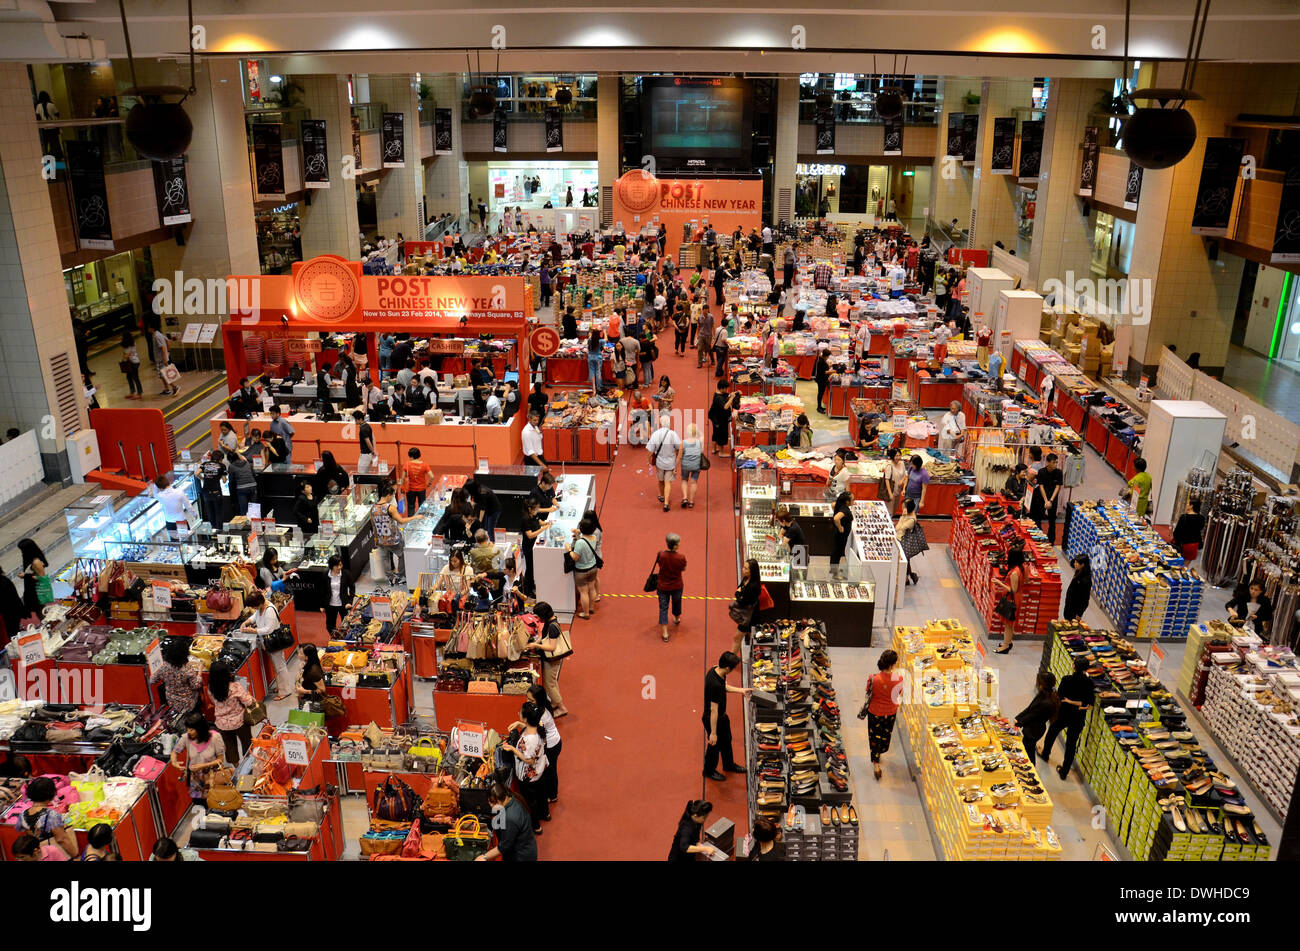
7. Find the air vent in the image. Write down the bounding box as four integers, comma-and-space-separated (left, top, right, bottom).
601, 185, 612, 227
777, 187, 792, 225
49, 351, 81, 437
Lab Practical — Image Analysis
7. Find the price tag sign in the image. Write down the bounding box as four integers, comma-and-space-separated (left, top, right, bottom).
247, 533, 261, 562
180, 449, 191, 462
456, 720, 487, 758
891, 380, 909, 401
319, 519, 335, 541
281, 732, 311, 766
891, 411, 908, 430
975, 641, 988, 660
152, 583, 173, 609
1148, 643, 1165, 681
370, 596, 393, 621
16, 633, 45, 667
1002, 409, 1022, 429
246, 503, 262, 520
145, 638, 162, 678
764, 535, 778, 556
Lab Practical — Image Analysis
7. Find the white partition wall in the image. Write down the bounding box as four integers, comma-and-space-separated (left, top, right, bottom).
1144, 400, 1227, 526
965, 267, 1014, 325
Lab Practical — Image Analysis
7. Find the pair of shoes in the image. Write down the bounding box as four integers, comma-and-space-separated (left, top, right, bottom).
908, 571, 919, 584
663, 504, 670, 512
681, 499, 689, 508
553, 708, 569, 718
1057, 766, 1070, 780
724, 764, 746, 774
673, 616, 681, 625
703, 770, 726, 781
661, 630, 670, 642
994, 644, 1013, 654
873, 764, 882, 780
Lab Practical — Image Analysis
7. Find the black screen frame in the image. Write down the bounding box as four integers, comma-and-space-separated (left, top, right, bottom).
640, 76, 754, 165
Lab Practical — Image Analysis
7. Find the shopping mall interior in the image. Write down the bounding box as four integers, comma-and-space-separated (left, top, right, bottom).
0, 0, 1299, 892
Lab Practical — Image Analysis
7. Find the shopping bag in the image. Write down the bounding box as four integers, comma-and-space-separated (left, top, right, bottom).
160, 363, 181, 385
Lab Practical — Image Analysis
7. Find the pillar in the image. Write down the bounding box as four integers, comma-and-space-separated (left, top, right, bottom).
0, 62, 86, 474
597, 73, 620, 226
970, 79, 1034, 252
421, 73, 470, 224
297, 74, 361, 260
368, 74, 423, 242
774, 77, 800, 226
929, 77, 979, 238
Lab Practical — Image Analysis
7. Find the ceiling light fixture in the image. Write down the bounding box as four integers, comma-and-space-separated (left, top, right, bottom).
119, 0, 195, 160
1122, 0, 1210, 169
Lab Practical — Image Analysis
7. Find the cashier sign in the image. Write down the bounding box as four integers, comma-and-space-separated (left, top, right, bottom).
288, 256, 527, 323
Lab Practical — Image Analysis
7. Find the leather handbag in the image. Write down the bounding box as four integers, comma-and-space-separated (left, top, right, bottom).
359, 832, 404, 856
262, 624, 295, 653
644, 553, 660, 593
408, 737, 443, 763
205, 588, 232, 613
373, 775, 420, 822
243, 699, 268, 727
188, 828, 225, 849
321, 693, 347, 718
131, 755, 168, 782
443, 814, 491, 861
995, 594, 1017, 621
206, 780, 243, 812
421, 774, 459, 819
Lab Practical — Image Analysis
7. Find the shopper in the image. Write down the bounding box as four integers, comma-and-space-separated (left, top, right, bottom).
667, 799, 715, 862
468, 529, 502, 575
709, 379, 739, 456
1039, 655, 1095, 780
196, 450, 226, 527
119, 331, 143, 399
402, 447, 430, 515
746, 817, 784, 861
502, 701, 550, 834
1014, 672, 1059, 765
710, 321, 729, 378
566, 514, 601, 619
879, 447, 906, 513
703, 652, 751, 780
476, 783, 538, 861
786, 412, 813, 451
856, 649, 904, 780
296, 644, 327, 710
18, 538, 50, 622
267, 405, 295, 456
464, 476, 504, 541
813, 349, 831, 414
695, 302, 714, 367
586, 333, 605, 393
937, 400, 966, 452
169, 712, 226, 808
152, 636, 202, 715
1004, 463, 1029, 508
208, 660, 256, 764
81, 823, 120, 861
292, 481, 319, 536
15, 776, 78, 859
830, 491, 854, 577
1173, 498, 1205, 563
518, 498, 547, 598
651, 374, 675, 416
218, 420, 239, 453
896, 498, 921, 585
1226, 579, 1273, 635
435, 549, 474, 607
728, 557, 763, 657
149, 838, 202, 861
678, 423, 705, 508
225, 449, 258, 516
257, 547, 284, 592
990, 547, 1024, 654
322, 554, 355, 635
905, 454, 930, 507
1062, 554, 1092, 622
652, 533, 687, 643
372, 480, 413, 587
1125, 456, 1153, 518
646, 413, 682, 512
239, 590, 293, 700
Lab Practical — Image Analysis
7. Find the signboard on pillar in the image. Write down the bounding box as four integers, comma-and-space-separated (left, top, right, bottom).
815, 106, 835, 155
1123, 161, 1143, 211
151, 157, 192, 225
381, 112, 405, 168
350, 113, 362, 167
252, 123, 286, 201
1017, 120, 1043, 184
544, 106, 563, 153
883, 116, 902, 157
300, 119, 330, 189
493, 110, 508, 153
962, 113, 978, 166
1272, 132, 1300, 264
1077, 126, 1100, 196
66, 140, 114, 250
946, 112, 965, 159
1190, 137, 1246, 236
991, 117, 1015, 175
434, 108, 453, 155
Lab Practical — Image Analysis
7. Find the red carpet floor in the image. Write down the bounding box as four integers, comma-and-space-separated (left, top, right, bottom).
537, 344, 752, 859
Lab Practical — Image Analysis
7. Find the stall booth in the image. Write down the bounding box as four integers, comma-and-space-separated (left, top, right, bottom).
218, 258, 533, 469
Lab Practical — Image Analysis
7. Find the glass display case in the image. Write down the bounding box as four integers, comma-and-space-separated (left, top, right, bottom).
65, 496, 118, 552
533, 474, 596, 613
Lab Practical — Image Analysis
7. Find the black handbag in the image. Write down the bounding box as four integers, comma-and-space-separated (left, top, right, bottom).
188, 828, 226, 849
263, 624, 295, 653
995, 595, 1017, 621
644, 553, 661, 593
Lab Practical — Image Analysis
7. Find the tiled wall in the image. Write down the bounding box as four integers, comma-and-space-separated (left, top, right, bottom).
462, 115, 599, 155
971, 79, 1033, 250
422, 74, 471, 222
929, 78, 980, 232
298, 74, 361, 261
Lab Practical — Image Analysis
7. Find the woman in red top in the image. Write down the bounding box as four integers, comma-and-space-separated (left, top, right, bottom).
858, 649, 904, 779
402, 447, 431, 515
654, 532, 688, 643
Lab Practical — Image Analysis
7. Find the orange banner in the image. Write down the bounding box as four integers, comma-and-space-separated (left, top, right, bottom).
611, 171, 762, 260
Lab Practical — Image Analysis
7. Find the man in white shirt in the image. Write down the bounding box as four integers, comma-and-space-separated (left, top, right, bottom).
646, 414, 682, 512
937, 400, 966, 452
396, 365, 415, 390
483, 389, 503, 422
761, 224, 774, 257
521, 410, 546, 468
155, 474, 190, 535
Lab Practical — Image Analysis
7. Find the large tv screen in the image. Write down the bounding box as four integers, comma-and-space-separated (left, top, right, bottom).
642, 77, 752, 160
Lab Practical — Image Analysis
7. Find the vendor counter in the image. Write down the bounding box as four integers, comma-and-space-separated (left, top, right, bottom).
545, 355, 616, 386
905, 364, 976, 410
210, 411, 523, 469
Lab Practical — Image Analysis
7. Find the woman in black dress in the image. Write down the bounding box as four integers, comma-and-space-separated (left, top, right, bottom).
709, 379, 740, 457
519, 497, 547, 598
667, 799, 714, 862
1062, 554, 1091, 622
731, 557, 763, 657
814, 350, 831, 415
829, 491, 854, 576
1014, 672, 1059, 765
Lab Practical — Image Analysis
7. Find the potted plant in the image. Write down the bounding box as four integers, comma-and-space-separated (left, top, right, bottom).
963, 91, 981, 109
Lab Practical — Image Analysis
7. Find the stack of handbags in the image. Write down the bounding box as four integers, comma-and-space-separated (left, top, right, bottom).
57, 625, 113, 662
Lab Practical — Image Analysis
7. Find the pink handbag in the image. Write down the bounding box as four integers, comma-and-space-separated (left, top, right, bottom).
131, 756, 168, 782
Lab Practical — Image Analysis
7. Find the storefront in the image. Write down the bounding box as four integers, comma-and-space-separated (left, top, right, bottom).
473, 160, 599, 213
256, 202, 303, 275
64, 251, 147, 344
795, 162, 928, 223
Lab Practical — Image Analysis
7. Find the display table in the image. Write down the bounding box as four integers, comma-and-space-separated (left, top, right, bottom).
325, 662, 413, 731
0, 778, 159, 861
432, 690, 524, 735
827, 383, 890, 418
905, 365, 973, 410
546, 355, 615, 385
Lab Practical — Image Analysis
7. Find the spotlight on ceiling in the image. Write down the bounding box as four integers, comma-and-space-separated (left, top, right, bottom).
1122, 89, 1200, 169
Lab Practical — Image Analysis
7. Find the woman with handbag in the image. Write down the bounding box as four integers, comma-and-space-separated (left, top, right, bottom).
653, 532, 688, 643
435, 549, 474, 611
856, 650, 904, 780
882, 448, 907, 514
17, 538, 51, 623
990, 548, 1025, 654
511, 684, 562, 804
168, 712, 226, 809
208, 661, 257, 764
14, 776, 78, 860
566, 515, 601, 620
295, 645, 328, 711
678, 423, 706, 508
730, 558, 763, 656
527, 601, 571, 719
239, 590, 293, 700
151, 636, 202, 716
501, 701, 550, 834
895, 499, 923, 586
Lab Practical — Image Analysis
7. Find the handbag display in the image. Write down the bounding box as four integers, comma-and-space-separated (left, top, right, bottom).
359, 832, 405, 856
443, 814, 491, 861
422, 774, 460, 819
321, 694, 347, 718
205, 588, 232, 613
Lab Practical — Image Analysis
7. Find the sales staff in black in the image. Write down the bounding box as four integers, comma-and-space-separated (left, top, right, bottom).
774, 505, 805, 559
1014, 672, 1059, 765
1034, 452, 1064, 545
829, 491, 854, 575
1226, 580, 1273, 635
1039, 656, 1094, 780
1061, 554, 1091, 622
353, 411, 374, 460
1003, 463, 1029, 506
321, 554, 355, 635
703, 651, 751, 781
316, 361, 334, 407
667, 799, 714, 862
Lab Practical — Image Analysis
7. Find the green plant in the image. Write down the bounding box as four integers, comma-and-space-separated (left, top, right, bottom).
963, 91, 981, 106
418, 81, 432, 102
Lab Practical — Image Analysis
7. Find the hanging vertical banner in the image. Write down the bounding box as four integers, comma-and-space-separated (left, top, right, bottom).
815, 106, 835, 155
434, 107, 453, 155
493, 109, 508, 153
1191, 137, 1246, 236
1077, 125, 1100, 196
946, 112, 965, 158
350, 113, 362, 168
544, 106, 563, 153
1017, 119, 1044, 183
1123, 160, 1143, 210
991, 117, 1016, 175
66, 140, 114, 249
962, 113, 978, 165
300, 119, 329, 189
1271, 132, 1300, 264
381, 112, 405, 168
882, 116, 903, 156
252, 124, 286, 201
151, 157, 191, 226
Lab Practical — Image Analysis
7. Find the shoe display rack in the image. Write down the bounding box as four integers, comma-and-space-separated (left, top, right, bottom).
894, 619, 1063, 860
746, 619, 859, 861
1044, 622, 1271, 861
948, 495, 1062, 640
1065, 501, 1203, 641
1197, 642, 1300, 822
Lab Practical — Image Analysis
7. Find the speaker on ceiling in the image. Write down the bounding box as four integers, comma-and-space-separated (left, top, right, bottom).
621, 134, 643, 169
1122, 107, 1197, 170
